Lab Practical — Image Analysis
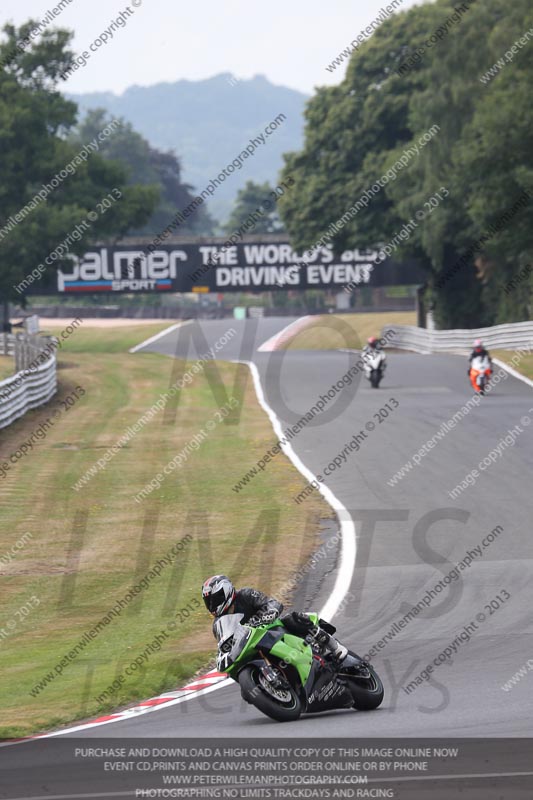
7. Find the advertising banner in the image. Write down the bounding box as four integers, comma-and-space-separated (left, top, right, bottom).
45, 239, 425, 294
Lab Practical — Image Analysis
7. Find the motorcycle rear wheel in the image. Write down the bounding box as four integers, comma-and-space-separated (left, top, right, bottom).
239, 664, 302, 722
345, 664, 384, 710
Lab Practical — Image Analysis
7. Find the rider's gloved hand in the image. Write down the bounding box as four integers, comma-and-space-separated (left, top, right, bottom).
291, 611, 314, 630
248, 610, 279, 627
311, 627, 330, 648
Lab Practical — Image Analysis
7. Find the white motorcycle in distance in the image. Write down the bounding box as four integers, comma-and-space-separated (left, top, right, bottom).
469, 354, 492, 395
363, 349, 387, 388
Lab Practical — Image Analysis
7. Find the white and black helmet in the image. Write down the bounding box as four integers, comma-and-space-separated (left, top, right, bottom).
202, 574, 236, 616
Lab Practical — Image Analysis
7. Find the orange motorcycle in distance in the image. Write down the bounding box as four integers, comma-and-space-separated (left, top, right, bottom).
469, 354, 492, 395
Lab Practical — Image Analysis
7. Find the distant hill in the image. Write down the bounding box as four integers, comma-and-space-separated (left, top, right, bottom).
69, 74, 308, 225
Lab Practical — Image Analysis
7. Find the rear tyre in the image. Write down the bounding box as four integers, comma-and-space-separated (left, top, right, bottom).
239, 665, 302, 722
345, 664, 384, 710
370, 371, 381, 388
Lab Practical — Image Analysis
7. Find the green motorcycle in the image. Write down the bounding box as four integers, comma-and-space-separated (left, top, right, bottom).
215, 612, 384, 722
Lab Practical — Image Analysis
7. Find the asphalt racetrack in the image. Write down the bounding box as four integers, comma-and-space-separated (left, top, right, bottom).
66, 317, 533, 738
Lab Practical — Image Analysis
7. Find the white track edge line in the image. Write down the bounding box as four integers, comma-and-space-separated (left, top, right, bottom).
14, 343, 531, 741
28, 679, 234, 740
128, 320, 192, 353
239, 359, 356, 622
257, 316, 313, 352
23, 349, 356, 739
493, 357, 533, 390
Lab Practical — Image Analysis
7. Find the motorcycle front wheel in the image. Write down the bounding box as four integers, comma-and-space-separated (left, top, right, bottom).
239, 664, 302, 722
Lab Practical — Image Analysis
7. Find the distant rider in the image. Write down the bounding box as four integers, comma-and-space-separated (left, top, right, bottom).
362, 336, 383, 357
202, 574, 348, 661
468, 339, 492, 374
362, 336, 386, 379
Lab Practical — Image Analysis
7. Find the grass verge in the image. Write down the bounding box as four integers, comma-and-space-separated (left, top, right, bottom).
38, 321, 172, 353
281, 312, 416, 350
0, 323, 331, 737
0, 355, 14, 382
493, 349, 533, 382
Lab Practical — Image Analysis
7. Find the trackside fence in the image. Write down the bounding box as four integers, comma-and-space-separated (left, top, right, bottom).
0, 333, 57, 430
381, 321, 533, 353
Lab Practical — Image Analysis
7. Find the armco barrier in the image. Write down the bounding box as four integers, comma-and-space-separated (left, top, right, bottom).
0, 332, 16, 358
0, 333, 57, 430
381, 321, 533, 353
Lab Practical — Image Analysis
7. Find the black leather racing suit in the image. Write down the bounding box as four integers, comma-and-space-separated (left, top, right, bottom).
468, 348, 492, 376
213, 589, 346, 659
281, 611, 346, 659
362, 345, 386, 373
233, 587, 283, 624
212, 588, 283, 636
468, 347, 491, 363
362, 344, 384, 359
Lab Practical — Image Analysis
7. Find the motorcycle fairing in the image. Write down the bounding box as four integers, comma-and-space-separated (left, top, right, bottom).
304, 657, 353, 712
338, 652, 372, 679
267, 632, 314, 686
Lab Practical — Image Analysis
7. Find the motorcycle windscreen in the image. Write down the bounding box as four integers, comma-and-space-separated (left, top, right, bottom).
214, 613, 251, 663
471, 355, 490, 370
366, 357, 385, 370
213, 613, 244, 645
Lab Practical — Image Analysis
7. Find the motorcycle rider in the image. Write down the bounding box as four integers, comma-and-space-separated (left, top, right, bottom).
469, 339, 491, 364
202, 574, 348, 661
468, 339, 492, 375
362, 335, 386, 382
362, 336, 382, 357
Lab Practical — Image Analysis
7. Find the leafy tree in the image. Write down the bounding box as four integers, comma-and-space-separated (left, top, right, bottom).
278, 6, 439, 311
70, 109, 215, 236
392, 0, 531, 327
278, 0, 533, 327
224, 180, 285, 234
453, 0, 533, 322
0, 21, 157, 316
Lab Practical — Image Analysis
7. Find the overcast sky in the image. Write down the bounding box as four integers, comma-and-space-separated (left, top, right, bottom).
2, 0, 421, 95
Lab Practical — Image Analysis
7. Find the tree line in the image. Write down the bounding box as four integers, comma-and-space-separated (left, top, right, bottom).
277, 0, 533, 327
0, 20, 212, 309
